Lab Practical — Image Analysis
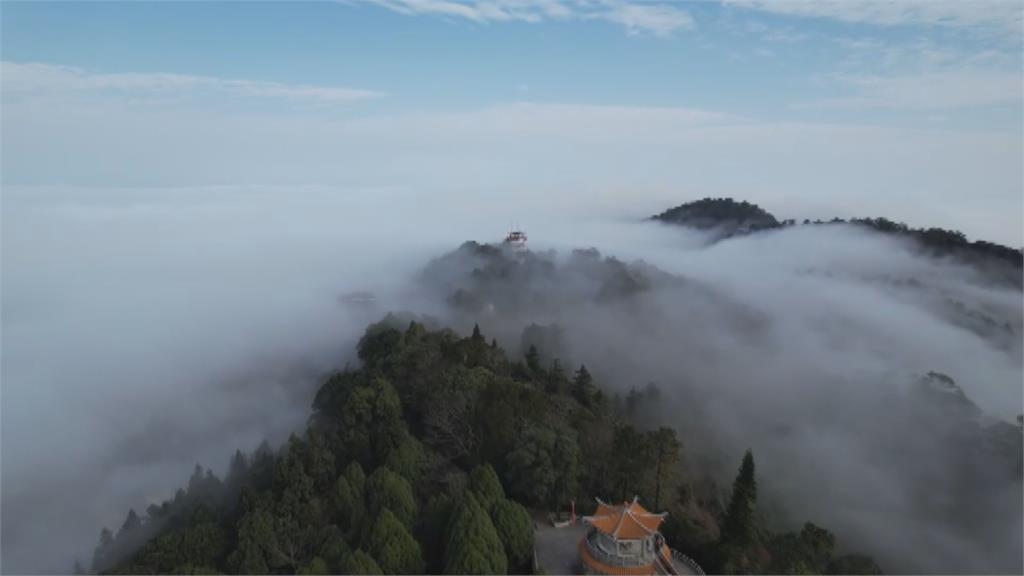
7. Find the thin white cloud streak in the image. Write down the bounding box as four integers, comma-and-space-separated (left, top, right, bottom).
0, 61, 384, 104
364, 0, 693, 36
726, 0, 1024, 36
591, 2, 695, 36
365, 0, 570, 22
830, 35, 1017, 72
806, 30, 1023, 111
805, 69, 1023, 110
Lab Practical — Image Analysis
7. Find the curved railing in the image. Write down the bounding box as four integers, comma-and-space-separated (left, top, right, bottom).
670, 549, 706, 576
576, 529, 705, 576
582, 531, 655, 568
582, 538, 643, 568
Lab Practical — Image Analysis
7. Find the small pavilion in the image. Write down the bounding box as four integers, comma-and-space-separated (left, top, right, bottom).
578, 497, 677, 575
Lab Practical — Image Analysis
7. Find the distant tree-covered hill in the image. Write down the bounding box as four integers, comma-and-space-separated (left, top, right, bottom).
652, 198, 1023, 275
651, 198, 781, 239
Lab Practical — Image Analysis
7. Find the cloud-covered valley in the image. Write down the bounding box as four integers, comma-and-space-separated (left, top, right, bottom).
2, 185, 1020, 573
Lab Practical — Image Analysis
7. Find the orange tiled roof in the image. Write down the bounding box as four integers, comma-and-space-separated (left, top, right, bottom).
594, 501, 619, 517
583, 497, 667, 540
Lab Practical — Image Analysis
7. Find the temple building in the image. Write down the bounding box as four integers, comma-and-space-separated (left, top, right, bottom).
578, 497, 699, 575
503, 229, 528, 249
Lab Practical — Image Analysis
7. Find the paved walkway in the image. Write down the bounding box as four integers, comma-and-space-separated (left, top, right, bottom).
533, 517, 586, 575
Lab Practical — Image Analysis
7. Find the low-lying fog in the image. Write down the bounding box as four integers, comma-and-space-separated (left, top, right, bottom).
2, 185, 1021, 574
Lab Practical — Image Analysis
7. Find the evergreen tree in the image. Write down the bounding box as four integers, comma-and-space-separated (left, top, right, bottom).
184, 463, 225, 510
649, 427, 681, 510
505, 424, 557, 507
468, 463, 505, 514
271, 446, 323, 571
91, 527, 114, 572
299, 557, 329, 574
249, 440, 276, 490
228, 449, 249, 483
490, 498, 533, 570
608, 425, 649, 500
767, 522, 839, 574
465, 323, 491, 368
121, 506, 226, 574
174, 507, 228, 571
524, 345, 541, 374
187, 464, 207, 494
721, 449, 757, 548
625, 386, 642, 415
225, 449, 251, 503
340, 549, 383, 575
344, 461, 366, 495
228, 495, 277, 574
329, 375, 407, 468
365, 466, 417, 529
571, 364, 594, 406
303, 430, 338, 492
316, 525, 351, 573
505, 421, 580, 509
366, 508, 425, 574
550, 429, 581, 509
119, 509, 141, 535
799, 522, 836, 572
334, 461, 367, 538
334, 476, 362, 538
385, 433, 426, 484
444, 493, 507, 575
546, 360, 567, 394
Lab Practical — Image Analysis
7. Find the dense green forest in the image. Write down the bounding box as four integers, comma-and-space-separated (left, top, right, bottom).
89, 318, 880, 575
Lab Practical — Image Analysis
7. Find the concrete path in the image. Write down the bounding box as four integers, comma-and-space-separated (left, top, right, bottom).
533, 518, 586, 575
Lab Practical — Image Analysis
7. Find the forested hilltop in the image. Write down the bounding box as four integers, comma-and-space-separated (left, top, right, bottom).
652, 198, 1023, 273
651, 199, 780, 239
88, 318, 880, 575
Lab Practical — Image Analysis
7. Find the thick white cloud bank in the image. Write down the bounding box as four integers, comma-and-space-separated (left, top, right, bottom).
2, 184, 1021, 573
0, 185, 454, 573
2, 61, 1021, 246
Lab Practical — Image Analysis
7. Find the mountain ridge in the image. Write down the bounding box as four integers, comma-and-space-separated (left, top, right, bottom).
651, 197, 1023, 271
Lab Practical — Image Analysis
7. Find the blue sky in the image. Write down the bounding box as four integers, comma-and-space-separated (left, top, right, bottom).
2, 0, 1022, 242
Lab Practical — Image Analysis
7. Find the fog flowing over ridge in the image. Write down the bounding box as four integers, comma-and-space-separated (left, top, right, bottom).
2, 186, 1021, 574
415, 227, 1023, 574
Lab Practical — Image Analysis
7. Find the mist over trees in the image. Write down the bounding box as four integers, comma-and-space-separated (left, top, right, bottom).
412, 232, 1022, 573
5, 193, 1021, 574
653, 197, 1023, 280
